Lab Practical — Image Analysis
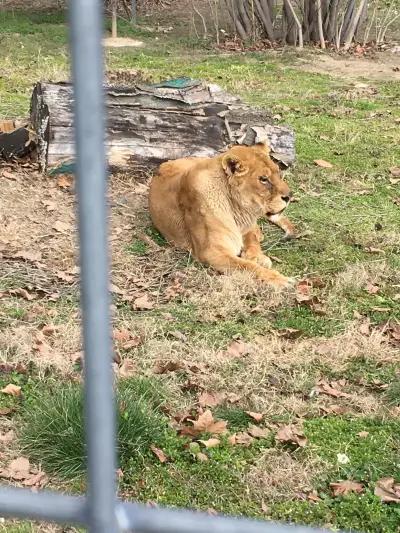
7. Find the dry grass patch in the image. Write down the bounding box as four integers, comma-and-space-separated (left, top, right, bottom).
247, 448, 327, 502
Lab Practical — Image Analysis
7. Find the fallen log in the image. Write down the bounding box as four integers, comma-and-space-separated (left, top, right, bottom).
30, 79, 295, 173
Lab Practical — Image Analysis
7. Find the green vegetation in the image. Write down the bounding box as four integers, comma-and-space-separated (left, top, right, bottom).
1, 7, 400, 533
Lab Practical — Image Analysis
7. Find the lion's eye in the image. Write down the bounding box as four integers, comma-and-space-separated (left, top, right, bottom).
259, 176, 271, 186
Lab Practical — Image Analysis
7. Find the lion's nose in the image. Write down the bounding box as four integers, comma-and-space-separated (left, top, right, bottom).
281, 192, 292, 203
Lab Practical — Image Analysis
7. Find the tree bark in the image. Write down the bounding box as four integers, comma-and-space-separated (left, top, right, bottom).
30, 81, 296, 173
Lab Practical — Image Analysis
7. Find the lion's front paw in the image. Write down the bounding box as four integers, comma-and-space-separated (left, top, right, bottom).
257, 254, 272, 269
258, 269, 295, 289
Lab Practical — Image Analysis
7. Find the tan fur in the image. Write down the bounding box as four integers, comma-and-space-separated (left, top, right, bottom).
149, 143, 295, 287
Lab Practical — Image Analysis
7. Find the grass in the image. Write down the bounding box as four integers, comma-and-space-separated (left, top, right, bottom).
19, 377, 167, 479
1, 7, 400, 533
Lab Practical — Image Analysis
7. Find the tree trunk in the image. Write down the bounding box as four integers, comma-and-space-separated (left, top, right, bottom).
30, 81, 296, 173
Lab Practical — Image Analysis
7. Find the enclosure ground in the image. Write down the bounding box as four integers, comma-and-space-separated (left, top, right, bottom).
1, 8, 400, 533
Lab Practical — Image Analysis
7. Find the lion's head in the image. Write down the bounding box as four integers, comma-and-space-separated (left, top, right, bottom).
221, 142, 292, 216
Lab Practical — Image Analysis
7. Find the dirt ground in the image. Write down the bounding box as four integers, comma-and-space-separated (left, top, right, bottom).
298, 50, 400, 82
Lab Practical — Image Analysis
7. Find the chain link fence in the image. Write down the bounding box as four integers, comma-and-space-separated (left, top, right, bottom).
0, 1, 335, 531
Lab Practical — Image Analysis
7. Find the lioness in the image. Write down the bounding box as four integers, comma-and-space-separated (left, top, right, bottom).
149, 142, 295, 287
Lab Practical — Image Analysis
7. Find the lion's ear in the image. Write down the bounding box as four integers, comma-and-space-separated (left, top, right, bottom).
222, 154, 247, 177
254, 141, 271, 155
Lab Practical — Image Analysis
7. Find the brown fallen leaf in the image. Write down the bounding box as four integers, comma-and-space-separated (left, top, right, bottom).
2, 169, 17, 180
320, 405, 347, 416
150, 445, 168, 463
168, 330, 188, 342
219, 339, 250, 358
277, 328, 302, 339
248, 425, 269, 439
196, 452, 209, 462
118, 359, 136, 378
315, 380, 350, 399
0, 457, 30, 480
314, 159, 333, 168
1, 384, 22, 397
13, 249, 42, 262
365, 283, 380, 294
57, 174, 73, 189
113, 328, 131, 343
198, 391, 225, 408
357, 431, 369, 438
246, 411, 263, 423
276, 425, 307, 447
0, 430, 15, 443
330, 480, 364, 497
153, 361, 184, 374
365, 246, 385, 254
1, 288, 36, 301
374, 477, 400, 503
0, 407, 14, 416
41, 324, 57, 337
233, 432, 254, 446
52, 220, 72, 233
359, 321, 371, 336
199, 438, 220, 448
23, 471, 48, 488
191, 410, 228, 435
133, 294, 154, 310
389, 167, 400, 178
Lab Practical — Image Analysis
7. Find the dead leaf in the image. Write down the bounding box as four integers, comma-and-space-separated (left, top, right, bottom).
233, 432, 254, 446
330, 480, 364, 497
365, 246, 385, 254
320, 405, 347, 415
307, 490, 321, 502
198, 391, 225, 408
314, 159, 333, 168
2, 288, 36, 301
168, 330, 188, 342
219, 339, 250, 358
118, 360, 136, 378
246, 411, 263, 423
359, 321, 371, 336
196, 452, 209, 462
52, 220, 72, 233
389, 167, 400, 178
1, 384, 21, 397
357, 431, 369, 438
2, 169, 17, 180
276, 425, 307, 447
113, 328, 131, 343
0, 457, 30, 480
365, 283, 380, 294
248, 425, 269, 439
23, 471, 48, 488
13, 249, 42, 262
41, 324, 57, 337
55, 270, 74, 283
191, 410, 227, 435
278, 328, 302, 339
0, 430, 15, 443
150, 445, 168, 463
153, 360, 184, 374
228, 434, 238, 445
133, 294, 154, 310
42, 199, 56, 212
199, 438, 220, 448
0, 407, 14, 416
374, 477, 400, 503
315, 380, 350, 399
57, 175, 73, 189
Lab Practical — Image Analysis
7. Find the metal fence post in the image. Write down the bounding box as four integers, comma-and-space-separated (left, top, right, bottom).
69, 0, 118, 531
